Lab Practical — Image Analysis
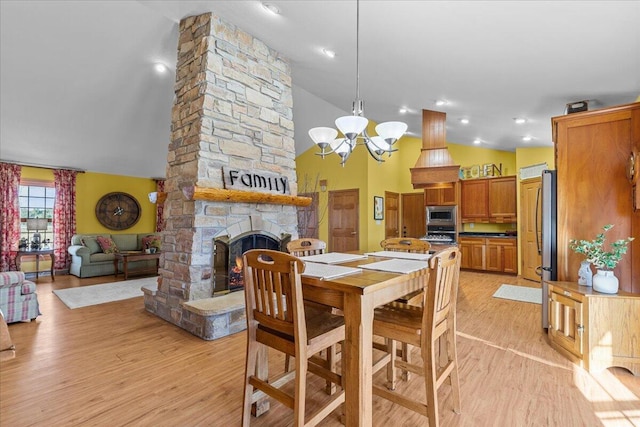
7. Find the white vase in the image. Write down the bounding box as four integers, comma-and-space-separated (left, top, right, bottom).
592, 269, 619, 294
577, 261, 592, 287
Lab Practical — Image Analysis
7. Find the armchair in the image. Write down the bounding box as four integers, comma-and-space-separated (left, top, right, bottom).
0, 271, 41, 323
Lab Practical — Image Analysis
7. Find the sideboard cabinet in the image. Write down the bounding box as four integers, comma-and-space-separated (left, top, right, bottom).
547, 281, 640, 375
552, 102, 640, 293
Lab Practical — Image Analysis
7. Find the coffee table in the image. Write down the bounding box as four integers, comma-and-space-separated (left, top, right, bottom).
114, 251, 160, 280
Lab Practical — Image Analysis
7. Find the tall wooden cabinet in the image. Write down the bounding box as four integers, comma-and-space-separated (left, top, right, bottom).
552, 102, 640, 294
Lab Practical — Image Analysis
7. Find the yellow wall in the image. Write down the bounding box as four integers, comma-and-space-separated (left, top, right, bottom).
20, 167, 157, 236
295, 133, 556, 268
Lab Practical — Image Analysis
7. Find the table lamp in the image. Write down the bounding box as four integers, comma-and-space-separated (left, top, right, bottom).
26, 218, 49, 250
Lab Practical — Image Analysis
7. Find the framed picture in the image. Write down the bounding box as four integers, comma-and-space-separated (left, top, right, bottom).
374, 196, 384, 220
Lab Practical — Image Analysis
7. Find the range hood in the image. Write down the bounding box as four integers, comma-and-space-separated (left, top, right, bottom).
410, 109, 460, 188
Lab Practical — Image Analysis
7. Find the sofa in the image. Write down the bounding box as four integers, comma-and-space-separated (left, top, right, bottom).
68, 233, 161, 278
0, 271, 41, 323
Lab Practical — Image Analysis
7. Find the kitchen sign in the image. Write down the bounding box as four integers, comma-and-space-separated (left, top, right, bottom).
222, 168, 290, 195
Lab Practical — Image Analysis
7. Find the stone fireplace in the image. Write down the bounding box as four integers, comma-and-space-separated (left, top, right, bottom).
143, 12, 301, 340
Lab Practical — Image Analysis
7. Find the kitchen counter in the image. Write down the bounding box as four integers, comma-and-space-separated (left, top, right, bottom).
459, 232, 517, 239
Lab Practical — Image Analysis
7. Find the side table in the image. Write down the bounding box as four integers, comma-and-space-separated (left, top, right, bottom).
16, 249, 55, 280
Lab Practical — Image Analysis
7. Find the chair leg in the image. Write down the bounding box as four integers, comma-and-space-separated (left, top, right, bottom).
386, 338, 397, 390
242, 340, 259, 427
325, 345, 337, 395
447, 327, 462, 414
293, 350, 308, 427
424, 340, 440, 427
285, 354, 293, 372
401, 343, 411, 381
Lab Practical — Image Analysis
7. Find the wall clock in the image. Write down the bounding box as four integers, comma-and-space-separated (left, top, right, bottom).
95, 192, 141, 230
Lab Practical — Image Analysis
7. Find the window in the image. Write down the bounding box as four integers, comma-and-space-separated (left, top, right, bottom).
19, 183, 55, 250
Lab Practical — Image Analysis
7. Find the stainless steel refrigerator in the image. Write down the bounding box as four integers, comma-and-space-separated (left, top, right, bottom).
539, 169, 557, 328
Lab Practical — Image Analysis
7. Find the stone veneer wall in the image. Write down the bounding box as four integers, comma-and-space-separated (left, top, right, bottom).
145, 12, 298, 339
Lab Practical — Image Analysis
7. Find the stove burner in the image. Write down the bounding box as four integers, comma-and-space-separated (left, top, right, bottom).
421, 234, 454, 243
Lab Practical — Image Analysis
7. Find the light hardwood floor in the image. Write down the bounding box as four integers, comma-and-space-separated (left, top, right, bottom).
1, 272, 638, 426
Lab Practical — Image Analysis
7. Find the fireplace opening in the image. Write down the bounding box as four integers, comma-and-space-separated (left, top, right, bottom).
213, 231, 284, 295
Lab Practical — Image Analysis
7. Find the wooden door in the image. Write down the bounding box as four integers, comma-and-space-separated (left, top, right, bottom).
328, 189, 359, 252
548, 288, 584, 358
401, 192, 425, 238
384, 191, 399, 239
520, 178, 542, 281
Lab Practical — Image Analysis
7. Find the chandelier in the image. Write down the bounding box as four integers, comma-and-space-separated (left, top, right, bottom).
308, 0, 407, 166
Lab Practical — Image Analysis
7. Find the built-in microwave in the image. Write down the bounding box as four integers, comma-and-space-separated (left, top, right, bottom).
426, 205, 457, 226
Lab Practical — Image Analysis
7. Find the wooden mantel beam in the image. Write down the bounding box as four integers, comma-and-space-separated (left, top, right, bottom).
180, 186, 312, 207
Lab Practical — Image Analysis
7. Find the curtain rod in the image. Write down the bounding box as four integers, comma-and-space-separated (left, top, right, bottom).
0, 159, 85, 173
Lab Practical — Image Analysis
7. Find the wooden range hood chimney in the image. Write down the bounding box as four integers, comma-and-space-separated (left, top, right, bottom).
410, 109, 460, 188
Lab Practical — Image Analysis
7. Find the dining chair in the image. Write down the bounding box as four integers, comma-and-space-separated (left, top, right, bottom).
241, 249, 345, 427
372, 247, 462, 427
286, 238, 327, 257
379, 237, 432, 378
379, 238, 431, 305
285, 237, 339, 392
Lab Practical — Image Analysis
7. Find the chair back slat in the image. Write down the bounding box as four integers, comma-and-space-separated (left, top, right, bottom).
287, 238, 327, 257
423, 247, 461, 339
243, 250, 305, 339
380, 238, 431, 254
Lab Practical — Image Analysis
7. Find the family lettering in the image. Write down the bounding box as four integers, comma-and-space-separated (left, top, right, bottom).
223, 168, 290, 195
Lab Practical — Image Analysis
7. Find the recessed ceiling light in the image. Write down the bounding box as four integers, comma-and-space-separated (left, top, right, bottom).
322, 48, 336, 58
460, 118, 469, 125
435, 99, 447, 106
514, 117, 527, 124
473, 138, 482, 145
522, 136, 533, 142
399, 107, 408, 114
261, 2, 280, 15
154, 63, 167, 74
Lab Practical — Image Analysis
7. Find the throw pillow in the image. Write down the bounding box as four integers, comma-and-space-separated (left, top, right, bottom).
82, 237, 102, 254
142, 235, 161, 250
96, 236, 119, 254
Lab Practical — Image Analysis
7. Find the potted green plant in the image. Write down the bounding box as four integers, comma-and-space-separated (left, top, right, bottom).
569, 224, 634, 293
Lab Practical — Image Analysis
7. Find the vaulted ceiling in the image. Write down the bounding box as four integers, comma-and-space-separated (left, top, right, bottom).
1, 1, 638, 178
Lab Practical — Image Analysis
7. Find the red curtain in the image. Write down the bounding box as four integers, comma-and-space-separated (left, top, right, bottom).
156, 179, 165, 232
0, 163, 22, 271
53, 169, 77, 272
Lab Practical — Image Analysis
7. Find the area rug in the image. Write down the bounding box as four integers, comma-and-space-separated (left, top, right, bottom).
53, 276, 157, 309
492, 284, 542, 305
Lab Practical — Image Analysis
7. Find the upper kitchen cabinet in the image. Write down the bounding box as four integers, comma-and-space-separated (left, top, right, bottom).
460, 176, 517, 223
424, 182, 458, 206
553, 102, 640, 294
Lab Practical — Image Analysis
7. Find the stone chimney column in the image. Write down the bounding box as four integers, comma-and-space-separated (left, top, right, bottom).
150, 12, 297, 334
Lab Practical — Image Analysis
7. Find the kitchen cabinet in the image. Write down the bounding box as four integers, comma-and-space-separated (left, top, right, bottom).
486, 238, 518, 274
553, 102, 640, 294
459, 236, 516, 274
459, 237, 486, 271
460, 180, 488, 221
460, 176, 516, 223
547, 281, 640, 375
424, 183, 457, 206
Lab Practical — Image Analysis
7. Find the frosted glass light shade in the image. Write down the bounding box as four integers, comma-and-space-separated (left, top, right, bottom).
308, 127, 338, 147
375, 121, 407, 143
335, 115, 368, 139
330, 138, 352, 155
366, 136, 391, 154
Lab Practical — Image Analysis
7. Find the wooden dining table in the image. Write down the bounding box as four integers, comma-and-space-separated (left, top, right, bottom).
256, 254, 430, 427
